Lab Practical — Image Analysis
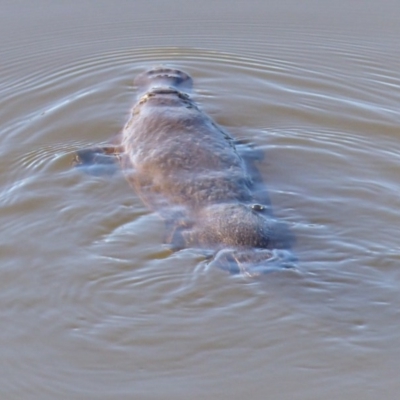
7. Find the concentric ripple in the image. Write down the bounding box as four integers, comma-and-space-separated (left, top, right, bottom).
1, 2, 400, 396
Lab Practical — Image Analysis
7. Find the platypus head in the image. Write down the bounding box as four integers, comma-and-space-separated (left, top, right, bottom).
196, 203, 296, 276
134, 67, 193, 94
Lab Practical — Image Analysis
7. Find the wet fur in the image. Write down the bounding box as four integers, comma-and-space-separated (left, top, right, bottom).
75, 68, 294, 275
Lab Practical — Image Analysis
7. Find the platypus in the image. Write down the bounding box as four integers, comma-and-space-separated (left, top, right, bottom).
75, 68, 295, 276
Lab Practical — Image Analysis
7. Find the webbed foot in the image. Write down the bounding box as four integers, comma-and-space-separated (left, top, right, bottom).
73, 146, 120, 176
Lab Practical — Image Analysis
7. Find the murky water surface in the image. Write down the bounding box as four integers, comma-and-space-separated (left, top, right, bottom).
1, 1, 400, 399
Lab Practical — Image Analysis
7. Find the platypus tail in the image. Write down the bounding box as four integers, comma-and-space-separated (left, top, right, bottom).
134, 67, 193, 93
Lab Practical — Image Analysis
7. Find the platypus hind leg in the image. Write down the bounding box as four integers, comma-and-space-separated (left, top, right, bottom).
73, 145, 123, 176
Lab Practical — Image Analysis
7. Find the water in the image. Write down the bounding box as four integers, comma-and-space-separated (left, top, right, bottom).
1, 1, 400, 399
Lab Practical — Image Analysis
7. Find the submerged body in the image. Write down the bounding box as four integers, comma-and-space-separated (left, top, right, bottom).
76, 68, 294, 275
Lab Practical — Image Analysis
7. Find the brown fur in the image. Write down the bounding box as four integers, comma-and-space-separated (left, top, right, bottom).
76, 68, 294, 275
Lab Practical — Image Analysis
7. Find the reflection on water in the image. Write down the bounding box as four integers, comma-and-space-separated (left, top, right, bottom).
1, 0, 400, 399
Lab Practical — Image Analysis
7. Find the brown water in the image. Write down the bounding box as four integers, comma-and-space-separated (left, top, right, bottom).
1, 1, 400, 399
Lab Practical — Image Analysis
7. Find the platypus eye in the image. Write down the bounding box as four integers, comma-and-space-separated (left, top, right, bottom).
251, 204, 264, 212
